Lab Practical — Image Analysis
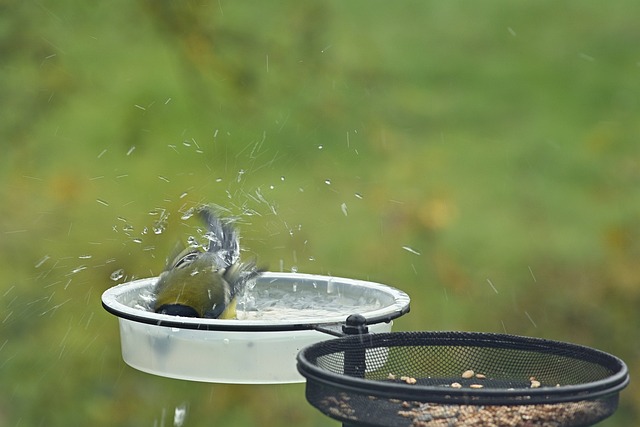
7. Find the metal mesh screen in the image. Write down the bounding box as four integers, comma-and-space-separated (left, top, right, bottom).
297, 331, 628, 427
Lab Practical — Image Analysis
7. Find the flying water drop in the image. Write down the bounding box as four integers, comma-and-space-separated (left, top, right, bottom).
401, 246, 421, 256
110, 269, 125, 281
174, 403, 188, 426
181, 208, 196, 220
35, 255, 51, 268
70, 265, 87, 274
486, 278, 499, 294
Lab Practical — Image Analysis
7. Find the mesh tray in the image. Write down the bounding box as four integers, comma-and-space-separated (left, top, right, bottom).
297, 331, 629, 427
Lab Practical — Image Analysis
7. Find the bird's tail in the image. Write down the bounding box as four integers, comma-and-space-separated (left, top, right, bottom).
199, 207, 240, 269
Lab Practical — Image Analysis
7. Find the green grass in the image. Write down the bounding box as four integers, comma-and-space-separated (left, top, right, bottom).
1, 1, 639, 425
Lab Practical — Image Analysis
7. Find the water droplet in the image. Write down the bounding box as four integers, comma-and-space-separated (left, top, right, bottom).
269, 185, 275, 190
327, 278, 336, 294
355, 192, 363, 199
291, 266, 298, 273
132, 238, 143, 244
71, 265, 87, 274
110, 269, 125, 281
174, 403, 188, 427
215, 177, 223, 183
280, 176, 285, 181
318, 145, 324, 150
180, 192, 188, 199
324, 179, 331, 185
341, 203, 348, 216
187, 236, 199, 247
35, 255, 50, 268
402, 246, 421, 255
96, 199, 109, 207
181, 208, 195, 220
292, 283, 297, 291
78, 254, 92, 259
223, 338, 230, 345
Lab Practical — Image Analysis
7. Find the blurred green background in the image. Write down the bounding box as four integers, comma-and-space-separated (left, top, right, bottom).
1, 1, 638, 425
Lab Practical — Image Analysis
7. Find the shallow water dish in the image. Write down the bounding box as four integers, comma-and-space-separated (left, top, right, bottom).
101, 272, 410, 384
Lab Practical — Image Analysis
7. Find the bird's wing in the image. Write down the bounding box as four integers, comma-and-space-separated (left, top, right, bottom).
199, 207, 240, 269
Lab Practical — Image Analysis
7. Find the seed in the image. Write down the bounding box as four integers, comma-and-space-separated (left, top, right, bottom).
530, 380, 541, 388
470, 384, 484, 389
450, 382, 462, 388
387, 373, 396, 380
461, 370, 475, 379
401, 376, 417, 384
475, 373, 486, 379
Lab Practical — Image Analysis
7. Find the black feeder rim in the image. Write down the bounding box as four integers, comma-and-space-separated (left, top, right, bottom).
297, 331, 629, 427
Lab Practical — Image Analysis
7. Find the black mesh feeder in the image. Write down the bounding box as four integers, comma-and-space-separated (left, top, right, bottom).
297, 329, 629, 427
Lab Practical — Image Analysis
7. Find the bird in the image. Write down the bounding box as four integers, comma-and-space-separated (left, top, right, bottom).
153, 207, 260, 319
